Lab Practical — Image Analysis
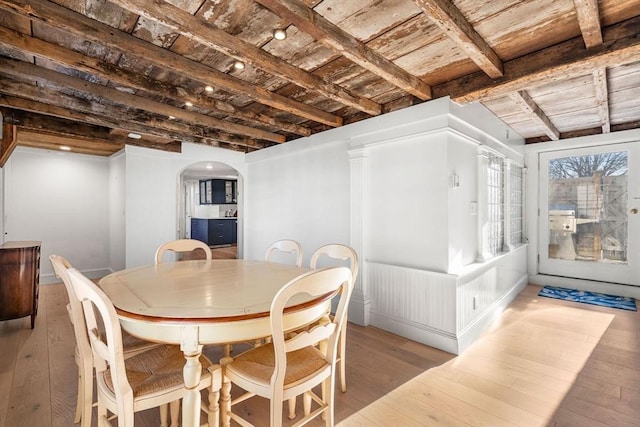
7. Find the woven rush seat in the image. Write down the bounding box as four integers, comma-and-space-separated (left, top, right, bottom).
104, 344, 213, 398
225, 343, 327, 388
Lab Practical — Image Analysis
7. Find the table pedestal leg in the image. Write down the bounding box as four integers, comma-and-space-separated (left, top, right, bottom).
182, 350, 203, 427
219, 356, 232, 427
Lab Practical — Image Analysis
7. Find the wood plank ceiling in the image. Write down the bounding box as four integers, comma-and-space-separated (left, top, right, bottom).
0, 0, 638, 161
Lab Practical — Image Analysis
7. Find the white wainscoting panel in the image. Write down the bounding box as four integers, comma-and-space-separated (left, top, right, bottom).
366, 245, 528, 355
368, 262, 459, 352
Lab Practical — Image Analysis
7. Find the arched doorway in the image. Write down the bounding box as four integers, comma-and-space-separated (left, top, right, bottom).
178, 161, 242, 259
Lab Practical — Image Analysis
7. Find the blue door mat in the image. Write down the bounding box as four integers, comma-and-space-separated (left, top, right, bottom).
538, 286, 637, 311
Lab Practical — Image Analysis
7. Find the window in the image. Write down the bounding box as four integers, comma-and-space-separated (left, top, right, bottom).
506, 162, 524, 250
547, 151, 628, 263
487, 154, 504, 256
477, 149, 524, 261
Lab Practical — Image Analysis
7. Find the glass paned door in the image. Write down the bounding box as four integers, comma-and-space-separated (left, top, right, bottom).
539, 142, 639, 286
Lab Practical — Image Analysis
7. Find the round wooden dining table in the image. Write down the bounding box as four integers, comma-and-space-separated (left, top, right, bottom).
99, 259, 331, 427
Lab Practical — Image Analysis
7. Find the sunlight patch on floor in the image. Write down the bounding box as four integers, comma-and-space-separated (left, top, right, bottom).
339, 305, 615, 426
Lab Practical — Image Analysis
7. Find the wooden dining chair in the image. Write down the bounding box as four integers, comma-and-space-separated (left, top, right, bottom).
264, 239, 303, 267
50, 255, 173, 427
66, 267, 222, 427
155, 238, 212, 264
220, 266, 353, 427
284, 244, 359, 419
310, 244, 359, 394
256, 239, 305, 351
155, 239, 235, 357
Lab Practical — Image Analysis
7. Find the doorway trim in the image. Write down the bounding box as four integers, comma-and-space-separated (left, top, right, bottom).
177, 161, 243, 259
525, 129, 640, 299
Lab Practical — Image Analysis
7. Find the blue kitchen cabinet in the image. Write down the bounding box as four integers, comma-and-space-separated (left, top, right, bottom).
199, 179, 237, 204
190, 218, 236, 245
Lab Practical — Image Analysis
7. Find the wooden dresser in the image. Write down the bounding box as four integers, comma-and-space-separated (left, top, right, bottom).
0, 241, 41, 328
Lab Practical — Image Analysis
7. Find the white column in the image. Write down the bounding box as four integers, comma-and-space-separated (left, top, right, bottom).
348, 147, 370, 326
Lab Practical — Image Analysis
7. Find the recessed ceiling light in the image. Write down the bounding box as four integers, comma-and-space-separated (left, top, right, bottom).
127, 132, 142, 139
273, 28, 287, 40
60, 145, 71, 151
184, 101, 193, 107
205, 85, 214, 92
233, 60, 245, 70
205, 164, 213, 169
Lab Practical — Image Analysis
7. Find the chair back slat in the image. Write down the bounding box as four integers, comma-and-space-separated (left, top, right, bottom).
155, 239, 212, 264
285, 322, 337, 353
265, 239, 303, 267
310, 244, 359, 283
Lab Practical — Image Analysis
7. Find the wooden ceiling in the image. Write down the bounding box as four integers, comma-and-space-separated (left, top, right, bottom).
0, 0, 638, 162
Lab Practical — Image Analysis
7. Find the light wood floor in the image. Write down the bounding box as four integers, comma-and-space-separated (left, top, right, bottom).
0, 283, 638, 427
181, 244, 239, 260
209, 245, 238, 260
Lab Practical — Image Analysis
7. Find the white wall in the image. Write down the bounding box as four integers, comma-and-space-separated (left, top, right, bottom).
447, 136, 478, 271
246, 98, 526, 272
109, 151, 126, 272
244, 140, 350, 264
3, 147, 111, 282
124, 143, 246, 268
367, 134, 449, 271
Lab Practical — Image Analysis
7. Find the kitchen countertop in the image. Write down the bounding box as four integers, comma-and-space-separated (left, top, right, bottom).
192, 217, 237, 220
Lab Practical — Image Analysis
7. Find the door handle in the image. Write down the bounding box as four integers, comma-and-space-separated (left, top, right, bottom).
631, 208, 639, 215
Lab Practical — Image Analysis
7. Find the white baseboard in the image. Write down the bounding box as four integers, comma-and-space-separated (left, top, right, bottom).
347, 288, 370, 326
369, 311, 459, 354
40, 268, 112, 285
456, 274, 529, 353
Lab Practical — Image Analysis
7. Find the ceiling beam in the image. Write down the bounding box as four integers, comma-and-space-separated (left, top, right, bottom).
509, 90, 560, 141
525, 120, 640, 143
0, 120, 17, 167
0, 25, 310, 138
108, 0, 382, 116
0, 107, 136, 155
0, 58, 284, 144
573, 0, 603, 48
412, 0, 503, 78
3, 109, 185, 154
254, 0, 432, 100
592, 68, 610, 133
18, 128, 188, 154
434, 16, 640, 103
0, 0, 342, 128
16, 129, 128, 156
5, 109, 114, 140
8, 111, 196, 155
0, 86, 267, 150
